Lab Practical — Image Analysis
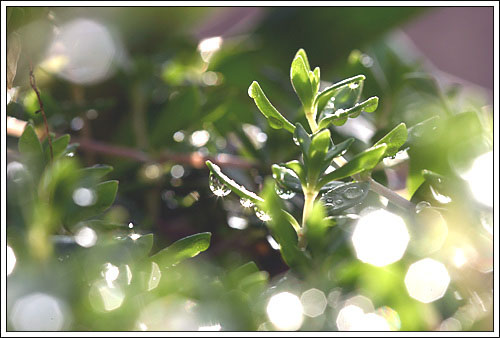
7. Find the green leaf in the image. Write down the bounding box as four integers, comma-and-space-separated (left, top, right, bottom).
319, 144, 387, 188
206, 160, 263, 204
100, 233, 154, 266
92, 180, 119, 214
259, 179, 310, 272
18, 124, 44, 178
323, 138, 355, 171
150, 232, 211, 268
295, 48, 311, 71
304, 202, 334, 258
225, 261, 268, 293
319, 181, 370, 214
312, 67, 321, 94
315, 74, 366, 114
290, 54, 314, 111
80, 164, 113, 180
272, 164, 303, 192
407, 115, 441, 144
307, 129, 331, 182
373, 123, 408, 158
44, 134, 70, 163
248, 81, 295, 133
318, 96, 378, 129
293, 122, 311, 155
283, 160, 306, 183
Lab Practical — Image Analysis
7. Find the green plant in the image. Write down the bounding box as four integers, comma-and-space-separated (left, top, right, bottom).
207, 49, 411, 268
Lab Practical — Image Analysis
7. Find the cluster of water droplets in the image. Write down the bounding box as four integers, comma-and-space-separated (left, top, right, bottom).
254, 207, 272, 222
415, 201, 432, 214
209, 173, 231, 197
275, 185, 296, 200
239, 198, 254, 208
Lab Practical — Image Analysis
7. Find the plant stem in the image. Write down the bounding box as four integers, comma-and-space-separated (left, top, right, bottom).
299, 188, 318, 249
367, 177, 416, 212
29, 60, 53, 161
306, 114, 319, 133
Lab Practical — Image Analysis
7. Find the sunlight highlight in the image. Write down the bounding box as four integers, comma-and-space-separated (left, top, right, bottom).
404, 258, 450, 303
11, 293, 69, 331
266, 292, 304, 331
461, 151, 493, 208
352, 209, 409, 267
7, 245, 17, 276
74, 226, 97, 248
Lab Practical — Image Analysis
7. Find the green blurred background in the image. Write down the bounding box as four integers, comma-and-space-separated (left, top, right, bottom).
6, 6, 493, 332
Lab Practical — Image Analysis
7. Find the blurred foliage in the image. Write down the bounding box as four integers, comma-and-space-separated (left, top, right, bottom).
6, 6, 493, 332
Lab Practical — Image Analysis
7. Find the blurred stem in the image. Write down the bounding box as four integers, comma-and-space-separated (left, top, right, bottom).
299, 188, 318, 249
367, 177, 416, 212
72, 85, 96, 165
131, 82, 149, 150
29, 59, 53, 161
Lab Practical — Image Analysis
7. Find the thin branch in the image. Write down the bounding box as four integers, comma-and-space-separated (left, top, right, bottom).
367, 177, 416, 212
29, 59, 53, 161
74, 138, 258, 170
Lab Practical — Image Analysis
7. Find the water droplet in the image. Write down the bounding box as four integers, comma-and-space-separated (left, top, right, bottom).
254, 207, 272, 222
335, 199, 343, 206
292, 136, 300, 146
349, 82, 359, 90
275, 185, 296, 200
416, 201, 432, 213
267, 117, 283, 129
326, 198, 333, 204
240, 198, 254, 208
209, 173, 231, 197
344, 187, 362, 199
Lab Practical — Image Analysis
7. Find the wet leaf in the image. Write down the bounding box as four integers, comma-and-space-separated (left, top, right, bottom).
319, 181, 370, 214
315, 74, 366, 114
206, 160, 263, 203
248, 81, 295, 133
319, 144, 387, 188
150, 232, 211, 268
374, 123, 407, 157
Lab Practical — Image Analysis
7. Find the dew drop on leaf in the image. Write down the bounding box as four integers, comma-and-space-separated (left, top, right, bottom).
415, 201, 432, 213
275, 185, 296, 200
267, 117, 283, 129
240, 198, 254, 208
209, 173, 231, 197
344, 187, 363, 199
254, 207, 272, 222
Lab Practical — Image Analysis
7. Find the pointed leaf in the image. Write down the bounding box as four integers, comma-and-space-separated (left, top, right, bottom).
295, 48, 311, 71
206, 160, 263, 203
290, 55, 314, 111
80, 164, 113, 180
150, 232, 211, 268
283, 160, 306, 183
318, 96, 378, 129
293, 122, 311, 156
319, 144, 387, 188
19, 124, 44, 163
374, 123, 408, 158
307, 129, 331, 182
272, 164, 303, 192
315, 75, 366, 114
259, 179, 310, 272
319, 181, 370, 214
248, 81, 295, 133
44, 134, 70, 163
304, 202, 334, 258
324, 138, 355, 167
